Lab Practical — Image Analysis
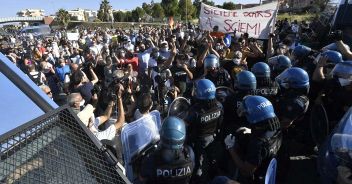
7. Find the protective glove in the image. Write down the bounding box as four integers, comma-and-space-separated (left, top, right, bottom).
236, 127, 252, 134
224, 134, 236, 150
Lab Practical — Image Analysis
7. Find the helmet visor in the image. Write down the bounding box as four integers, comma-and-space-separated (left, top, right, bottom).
330, 62, 352, 80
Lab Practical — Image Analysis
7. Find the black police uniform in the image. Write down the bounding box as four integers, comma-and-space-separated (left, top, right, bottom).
255, 79, 279, 101
274, 92, 309, 126
205, 68, 231, 87
273, 91, 309, 182
240, 129, 282, 184
222, 91, 253, 137
186, 100, 224, 182
314, 78, 352, 127
140, 146, 195, 184
187, 100, 224, 146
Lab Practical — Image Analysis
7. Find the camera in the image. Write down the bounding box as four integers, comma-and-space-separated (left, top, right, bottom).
91, 84, 102, 96
82, 61, 94, 69
155, 72, 168, 85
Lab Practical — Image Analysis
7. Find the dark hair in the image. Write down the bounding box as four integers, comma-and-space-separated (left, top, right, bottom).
138, 93, 153, 114
71, 70, 84, 86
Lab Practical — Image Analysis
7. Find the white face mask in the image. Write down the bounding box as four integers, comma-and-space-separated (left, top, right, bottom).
338, 78, 352, 87
233, 58, 241, 65
79, 99, 86, 107
161, 48, 168, 52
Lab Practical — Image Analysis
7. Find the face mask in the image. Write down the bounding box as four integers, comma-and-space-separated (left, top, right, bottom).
233, 58, 241, 65
338, 78, 352, 87
161, 48, 168, 52
79, 99, 86, 107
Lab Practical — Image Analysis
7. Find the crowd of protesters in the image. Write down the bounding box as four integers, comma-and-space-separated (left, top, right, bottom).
1, 17, 352, 184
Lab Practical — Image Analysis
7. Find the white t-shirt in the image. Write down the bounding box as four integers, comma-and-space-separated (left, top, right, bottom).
89, 116, 117, 141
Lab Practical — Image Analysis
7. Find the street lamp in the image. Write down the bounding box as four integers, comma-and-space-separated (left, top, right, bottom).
186, 0, 188, 26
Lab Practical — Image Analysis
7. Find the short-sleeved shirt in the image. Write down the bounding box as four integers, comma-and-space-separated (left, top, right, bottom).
55, 65, 71, 82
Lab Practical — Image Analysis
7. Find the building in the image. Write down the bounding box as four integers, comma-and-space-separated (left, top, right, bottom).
67, 8, 85, 21
84, 10, 98, 22
17, 9, 45, 17
67, 9, 97, 22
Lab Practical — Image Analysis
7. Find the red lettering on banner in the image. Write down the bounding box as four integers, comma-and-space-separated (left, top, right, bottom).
213, 10, 219, 15
223, 11, 230, 17
204, 7, 210, 14
203, 6, 239, 18
223, 19, 261, 35
205, 17, 213, 29
243, 10, 273, 18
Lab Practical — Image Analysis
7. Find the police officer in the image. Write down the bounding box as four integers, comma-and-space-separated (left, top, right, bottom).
139, 117, 194, 184
274, 67, 310, 128
224, 95, 282, 183
204, 54, 232, 87
267, 54, 292, 80
185, 79, 224, 183
312, 58, 352, 128
251, 62, 278, 100
291, 45, 318, 76
222, 71, 257, 136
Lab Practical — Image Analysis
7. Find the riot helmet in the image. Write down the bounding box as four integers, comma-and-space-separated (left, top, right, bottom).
268, 55, 292, 74
275, 67, 310, 92
235, 71, 257, 91
292, 45, 312, 59
322, 50, 343, 64
238, 95, 277, 124
160, 116, 186, 150
252, 62, 271, 78
204, 54, 219, 75
330, 61, 352, 87
194, 79, 216, 100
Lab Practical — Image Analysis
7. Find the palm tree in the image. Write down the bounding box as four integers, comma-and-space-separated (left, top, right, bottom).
97, 0, 112, 22
55, 9, 71, 28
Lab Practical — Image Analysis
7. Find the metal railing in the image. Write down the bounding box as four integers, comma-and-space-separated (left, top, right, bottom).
0, 106, 130, 184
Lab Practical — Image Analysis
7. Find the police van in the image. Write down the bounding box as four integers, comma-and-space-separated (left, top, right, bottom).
19, 24, 51, 37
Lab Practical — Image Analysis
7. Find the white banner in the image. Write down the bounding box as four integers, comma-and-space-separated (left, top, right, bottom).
67, 33, 80, 41
199, 2, 278, 39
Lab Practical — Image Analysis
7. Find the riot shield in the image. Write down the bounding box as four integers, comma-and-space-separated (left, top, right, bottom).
121, 110, 161, 181
167, 97, 191, 120
331, 107, 352, 157
265, 158, 277, 184
310, 103, 330, 145
216, 86, 235, 104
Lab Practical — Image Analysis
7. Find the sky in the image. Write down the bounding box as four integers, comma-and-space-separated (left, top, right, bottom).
0, 0, 261, 17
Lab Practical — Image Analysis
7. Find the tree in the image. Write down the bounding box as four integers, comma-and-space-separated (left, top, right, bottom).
97, 0, 112, 22
113, 11, 126, 22
179, 0, 196, 20
222, 2, 236, 10
131, 7, 145, 22
161, 0, 179, 17
142, 2, 153, 15
55, 9, 71, 28
151, 3, 165, 19
193, 0, 215, 17
125, 11, 133, 22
